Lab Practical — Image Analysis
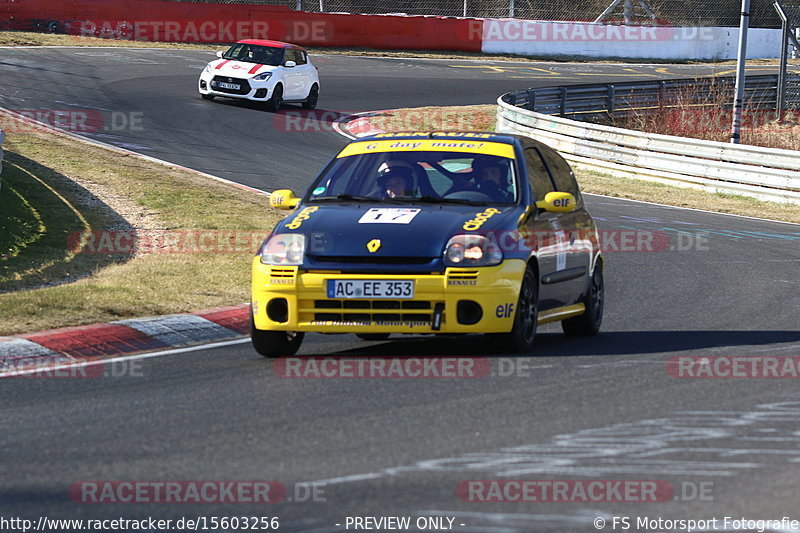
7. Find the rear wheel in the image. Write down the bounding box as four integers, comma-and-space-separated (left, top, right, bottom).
356, 333, 390, 341
492, 266, 538, 353
250, 312, 303, 357
562, 261, 604, 336
302, 84, 319, 110
266, 84, 283, 112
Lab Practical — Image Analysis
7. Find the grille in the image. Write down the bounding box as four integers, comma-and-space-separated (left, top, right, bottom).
211, 76, 251, 95
306, 299, 437, 324
309, 255, 435, 265
269, 266, 297, 279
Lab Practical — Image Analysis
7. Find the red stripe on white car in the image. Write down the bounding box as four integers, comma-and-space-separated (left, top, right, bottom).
248, 64, 263, 75
215, 60, 231, 70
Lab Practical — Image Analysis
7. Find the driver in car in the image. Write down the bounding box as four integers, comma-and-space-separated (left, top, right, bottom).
378, 167, 415, 198
473, 159, 513, 202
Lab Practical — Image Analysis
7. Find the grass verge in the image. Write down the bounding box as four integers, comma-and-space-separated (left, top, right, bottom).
0, 118, 282, 336
369, 104, 800, 224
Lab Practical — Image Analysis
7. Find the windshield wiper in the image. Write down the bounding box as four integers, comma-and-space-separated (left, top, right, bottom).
310, 194, 389, 203
391, 196, 490, 206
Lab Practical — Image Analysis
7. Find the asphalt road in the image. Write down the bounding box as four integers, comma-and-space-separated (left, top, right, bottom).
1, 48, 800, 532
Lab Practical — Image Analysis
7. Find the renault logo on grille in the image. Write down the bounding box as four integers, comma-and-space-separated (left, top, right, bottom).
366, 239, 381, 253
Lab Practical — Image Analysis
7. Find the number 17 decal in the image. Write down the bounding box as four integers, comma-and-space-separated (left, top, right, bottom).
358, 208, 421, 224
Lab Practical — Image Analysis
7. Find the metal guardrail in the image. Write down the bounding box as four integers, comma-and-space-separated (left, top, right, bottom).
497, 75, 800, 204
501, 75, 779, 119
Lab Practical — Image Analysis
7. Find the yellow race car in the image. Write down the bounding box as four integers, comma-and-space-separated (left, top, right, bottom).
251, 132, 603, 356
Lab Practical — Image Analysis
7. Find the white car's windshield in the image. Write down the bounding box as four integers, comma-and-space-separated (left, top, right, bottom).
222, 44, 283, 66
308, 151, 517, 205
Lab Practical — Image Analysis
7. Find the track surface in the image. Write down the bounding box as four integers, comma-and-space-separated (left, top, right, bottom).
1, 49, 800, 532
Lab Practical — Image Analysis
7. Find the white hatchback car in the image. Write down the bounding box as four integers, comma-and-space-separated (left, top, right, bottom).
199, 39, 320, 111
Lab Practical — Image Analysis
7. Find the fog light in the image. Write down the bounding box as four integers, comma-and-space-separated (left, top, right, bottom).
254, 89, 268, 98
267, 298, 289, 323
456, 300, 482, 325
200, 80, 207, 90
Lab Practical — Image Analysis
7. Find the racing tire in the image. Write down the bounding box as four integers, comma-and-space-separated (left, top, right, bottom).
491, 266, 538, 353
562, 261, 604, 337
201, 94, 215, 101
302, 84, 319, 110
356, 333, 390, 341
250, 312, 304, 357
266, 84, 283, 112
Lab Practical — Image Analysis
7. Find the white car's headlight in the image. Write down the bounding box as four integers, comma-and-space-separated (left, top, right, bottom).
253, 72, 272, 81
444, 235, 503, 267
259, 233, 305, 265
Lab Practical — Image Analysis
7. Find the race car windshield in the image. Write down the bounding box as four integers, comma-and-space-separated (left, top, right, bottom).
308, 151, 517, 205
222, 44, 283, 66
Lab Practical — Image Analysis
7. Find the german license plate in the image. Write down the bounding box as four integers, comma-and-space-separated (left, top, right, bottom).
327, 280, 414, 299
216, 82, 240, 90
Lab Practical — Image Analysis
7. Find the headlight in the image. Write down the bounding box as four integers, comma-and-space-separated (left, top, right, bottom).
258, 233, 305, 265
444, 235, 503, 267
253, 72, 272, 81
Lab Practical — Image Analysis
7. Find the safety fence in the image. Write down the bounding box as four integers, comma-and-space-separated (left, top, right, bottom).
163, 0, 786, 28
497, 76, 800, 203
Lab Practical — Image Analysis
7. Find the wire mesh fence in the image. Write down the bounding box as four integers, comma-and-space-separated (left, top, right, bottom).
165, 0, 785, 27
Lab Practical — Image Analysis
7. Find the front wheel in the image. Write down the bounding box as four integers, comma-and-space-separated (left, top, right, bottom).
562, 261, 604, 336
491, 266, 539, 353
302, 84, 319, 110
250, 313, 303, 357
265, 84, 283, 112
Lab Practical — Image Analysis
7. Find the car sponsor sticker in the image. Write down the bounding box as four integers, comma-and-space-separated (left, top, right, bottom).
337, 140, 515, 159
312, 186, 326, 195
358, 208, 420, 224
463, 208, 501, 231
285, 206, 318, 229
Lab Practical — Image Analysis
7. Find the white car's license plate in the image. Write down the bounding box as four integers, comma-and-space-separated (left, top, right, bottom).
327, 280, 414, 299
216, 82, 240, 90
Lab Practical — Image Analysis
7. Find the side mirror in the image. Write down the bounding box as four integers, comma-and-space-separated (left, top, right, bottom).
216, 51, 224, 58
270, 189, 300, 210
284, 60, 297, 68
536, 191, 576, 213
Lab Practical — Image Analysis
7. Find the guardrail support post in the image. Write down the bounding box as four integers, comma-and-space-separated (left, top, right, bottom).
608, 85, 615, 116
527, 89, 536, 111
560, 87, 567, 118
730, 0, 750, 144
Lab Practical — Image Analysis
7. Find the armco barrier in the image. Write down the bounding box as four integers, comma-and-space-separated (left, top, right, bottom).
0, 0, 781, 59
0, 0, 483, 51
497, 85, 800, 204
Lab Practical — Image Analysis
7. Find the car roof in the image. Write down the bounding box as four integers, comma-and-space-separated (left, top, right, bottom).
235, 39, 306, 51
355, 131, 559, 154
358, 131, 518, 145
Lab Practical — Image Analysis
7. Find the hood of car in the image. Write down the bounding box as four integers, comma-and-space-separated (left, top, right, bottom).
208, 59, 278, 77
278, 203, 520, 268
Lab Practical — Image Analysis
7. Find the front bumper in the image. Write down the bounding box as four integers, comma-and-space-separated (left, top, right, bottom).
198, 72, 273, 100
251, 259, 527, 334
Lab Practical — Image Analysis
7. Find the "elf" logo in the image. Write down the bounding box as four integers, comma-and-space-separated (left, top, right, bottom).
495, 303, 515, 318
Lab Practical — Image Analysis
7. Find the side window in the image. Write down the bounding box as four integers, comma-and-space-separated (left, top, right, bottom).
524, 147, 556, 202
283, 49, 296, 64
294, 50, 308, 65
540, 148, 583, 207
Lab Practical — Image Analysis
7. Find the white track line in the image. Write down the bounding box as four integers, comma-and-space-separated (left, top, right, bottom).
0, 338, 250, 378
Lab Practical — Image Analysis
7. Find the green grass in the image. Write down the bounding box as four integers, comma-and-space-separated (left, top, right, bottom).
0, 118, 283, 335
0, 166, 45, 260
